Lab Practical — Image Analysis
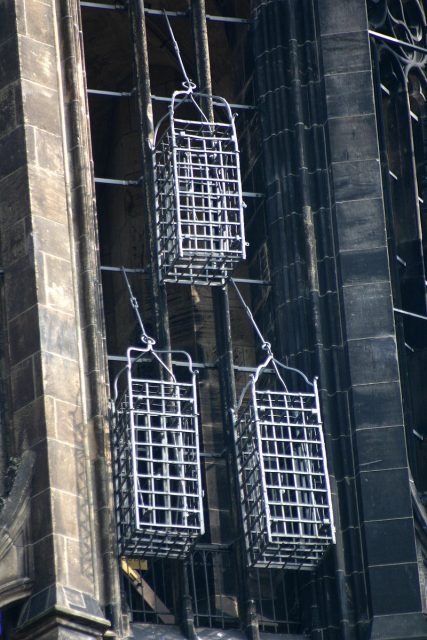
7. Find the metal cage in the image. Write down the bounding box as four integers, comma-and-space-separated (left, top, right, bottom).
154, 90, 246, 285
234, 356, 335, 569
111, 345, 204, 559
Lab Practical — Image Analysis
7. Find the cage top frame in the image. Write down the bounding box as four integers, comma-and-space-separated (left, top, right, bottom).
235, 353, 316, 414
112, 342, 198, 407
152, 87, 238, 150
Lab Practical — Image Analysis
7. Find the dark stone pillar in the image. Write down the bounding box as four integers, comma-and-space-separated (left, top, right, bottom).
253, 0, 427, 638
318, 1, 427, 638
0, 0, 118, 637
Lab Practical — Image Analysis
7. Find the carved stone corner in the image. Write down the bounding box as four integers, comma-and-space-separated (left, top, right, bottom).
0, 450, 35, 607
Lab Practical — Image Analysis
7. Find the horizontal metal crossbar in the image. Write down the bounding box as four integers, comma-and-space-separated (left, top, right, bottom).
394, 307, 427, 322
81, 1, 126, 9
95, 177, 141, 186
88, 88, 133, 97
80, 2, 250, 23
369, 29, 427, 55
151, 94, 255, 110
144, 7, 250, 23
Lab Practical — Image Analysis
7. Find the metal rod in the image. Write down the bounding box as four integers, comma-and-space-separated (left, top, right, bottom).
190, 2, 254, 635
145, 8, 187, 17
129, 0, 171, 351
144, 7, 249, 23
81, 1, 126, 9
394, 307, 427, 321
107, 355, 216, 368
206, 14, 249, 24
369, 29, 427, 55
80, 1, 250, 23
232, 277, 270, 285
88, 89, 133, 97
100, 265, 148, 273
151, 93, 255, 110
233, 365, 274, 373
94, 177, 141, 185
242, 191, 263, 198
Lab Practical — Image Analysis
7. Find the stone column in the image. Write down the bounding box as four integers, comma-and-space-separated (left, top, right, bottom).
319, 1, 427, 638
0, 0, 116, 637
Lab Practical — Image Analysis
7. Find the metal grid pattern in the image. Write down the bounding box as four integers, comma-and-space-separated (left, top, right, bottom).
234, 359, 335, 569
122, 546, 302, 633
154, 91, 246, 285
111, 346, 204, 559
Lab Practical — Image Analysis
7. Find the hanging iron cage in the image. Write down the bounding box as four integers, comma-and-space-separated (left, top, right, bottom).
234, 356, 335, 570
153, 90, 246, 286
111, 345, 204, 559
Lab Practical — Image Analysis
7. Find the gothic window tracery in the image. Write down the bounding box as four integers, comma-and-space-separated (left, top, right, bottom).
369, 0, 427, 489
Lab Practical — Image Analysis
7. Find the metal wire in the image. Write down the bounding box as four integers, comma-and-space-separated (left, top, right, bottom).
163, 10, 195, 92
230, 278, 271, 354
121, 266, 155, 345
230, 279, 311, 391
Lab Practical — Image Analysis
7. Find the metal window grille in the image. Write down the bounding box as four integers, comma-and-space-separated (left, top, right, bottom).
154, 90, 246, 285
234, 356, 335, 569
111, 345, 204, 559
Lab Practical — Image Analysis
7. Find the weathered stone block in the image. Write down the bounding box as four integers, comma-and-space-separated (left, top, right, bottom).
43, 254, 74, 313
13, 396, 51, 447
38, 306, 78, 361
4, 256, 37, 319
65, 538, 95, 595
2, 217, 31, 264
0, 83, 21, 138
0, 126, 27, 180
0, 38, 19, 91
48, 440, 84, 496
8, 304, 40, 364
28, 166, 67, 224
29, 438, 50, 498
25, 0, 55, 45
31, 535, 56, 591
10, 355, 37, 411
22, 80, 60, 135
34, 129, 63, 174
18, 35, 57, 89
0, 166, 30, 227
51, 488, 80, 539
30, 488, 53, 543
42, 352, 81, 405
0, 0, 15, 44
32, 216, 71, 261
54, 399, 84, 446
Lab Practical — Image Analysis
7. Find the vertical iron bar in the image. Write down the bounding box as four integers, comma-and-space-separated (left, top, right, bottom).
128, 4, 191, 635
190, 2, 257, 638
128, 0, 171, 352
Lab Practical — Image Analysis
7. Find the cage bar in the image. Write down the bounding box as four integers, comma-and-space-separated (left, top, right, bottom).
111, 345, 204, 558
154, 90, 246, 285
234, 356, 335, 569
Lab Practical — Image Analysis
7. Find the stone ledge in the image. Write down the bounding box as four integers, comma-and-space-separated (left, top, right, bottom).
15, 596, 111, 639
370, 612, 427, 639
